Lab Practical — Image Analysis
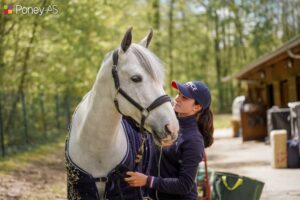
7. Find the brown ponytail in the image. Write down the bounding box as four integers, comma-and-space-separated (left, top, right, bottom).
196, 107, 214, 148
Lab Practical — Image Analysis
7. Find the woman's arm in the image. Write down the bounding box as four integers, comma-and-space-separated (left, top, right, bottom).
125, 138, 204, 195
151, 138, 203, 194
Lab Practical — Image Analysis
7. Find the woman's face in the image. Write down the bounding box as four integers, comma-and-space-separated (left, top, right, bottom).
173, 92, 201, 117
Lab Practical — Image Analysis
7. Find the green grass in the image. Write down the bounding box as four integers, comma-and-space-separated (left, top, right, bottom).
214, 113, 232, 129
0, 134, 65, 173
0, 114, 232, 172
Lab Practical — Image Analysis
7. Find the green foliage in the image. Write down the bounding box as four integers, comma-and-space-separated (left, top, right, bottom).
1, 0, 299, 107
0, 0, 300, 153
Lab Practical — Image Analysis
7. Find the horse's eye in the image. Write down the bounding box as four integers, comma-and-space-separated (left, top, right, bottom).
131, 75, 143, 82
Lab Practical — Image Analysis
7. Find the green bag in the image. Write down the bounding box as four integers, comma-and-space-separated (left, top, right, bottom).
212, 172, 264, 200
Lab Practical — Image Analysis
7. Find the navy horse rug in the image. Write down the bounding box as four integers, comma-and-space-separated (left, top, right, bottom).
65, 117, 152, 200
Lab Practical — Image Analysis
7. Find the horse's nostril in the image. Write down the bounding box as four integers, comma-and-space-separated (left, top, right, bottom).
165, 124, 172, 135
165, 124, 178, 135
165, 124, 178, 141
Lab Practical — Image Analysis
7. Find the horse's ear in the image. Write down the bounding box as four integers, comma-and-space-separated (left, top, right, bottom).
120, 27, 133, 53
139, 29, 153, 48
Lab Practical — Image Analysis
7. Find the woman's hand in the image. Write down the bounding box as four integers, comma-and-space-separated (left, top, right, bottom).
124, 171, 147, 187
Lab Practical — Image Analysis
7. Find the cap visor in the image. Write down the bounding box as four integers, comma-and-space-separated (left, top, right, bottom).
171, 81, 194, 99
171, 81, 179, 89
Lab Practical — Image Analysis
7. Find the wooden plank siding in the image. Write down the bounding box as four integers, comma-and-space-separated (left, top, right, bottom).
237, 36, 300, 108
235, 36, 300, 140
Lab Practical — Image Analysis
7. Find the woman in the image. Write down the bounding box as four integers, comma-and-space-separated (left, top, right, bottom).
125, 80, 214, 200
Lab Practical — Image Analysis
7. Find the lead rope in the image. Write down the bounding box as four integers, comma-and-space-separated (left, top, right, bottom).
135, 110, 149, 164
135, 136, 146, 164
135, 113, 149, 200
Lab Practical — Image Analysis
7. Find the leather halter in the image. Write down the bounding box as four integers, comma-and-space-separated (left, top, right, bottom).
111, 49, 171, 163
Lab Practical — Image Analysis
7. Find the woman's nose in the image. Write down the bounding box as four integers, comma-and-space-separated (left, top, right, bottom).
175, 94, 181, 102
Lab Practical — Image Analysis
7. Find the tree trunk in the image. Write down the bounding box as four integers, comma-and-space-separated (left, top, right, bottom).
0, 95, 5, 157
213, 12, 224, 112
151, 0, 160, 53
281, 1, 290, 41
230, 0, 247, 61
4, 19, 39, 132
21, 92, 29, 144
168, 0, 175, 95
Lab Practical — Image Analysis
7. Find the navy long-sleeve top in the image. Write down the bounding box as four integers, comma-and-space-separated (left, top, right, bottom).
148, 115, 204, 200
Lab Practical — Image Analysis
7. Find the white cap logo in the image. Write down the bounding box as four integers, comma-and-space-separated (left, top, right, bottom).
185, 82, 197, 92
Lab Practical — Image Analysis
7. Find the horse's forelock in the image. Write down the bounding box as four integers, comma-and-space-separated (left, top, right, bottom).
101, 45, 164, 85
130, 44, 164, 85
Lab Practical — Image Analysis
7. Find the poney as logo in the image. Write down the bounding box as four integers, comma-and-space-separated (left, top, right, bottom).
1, 4, 13, 15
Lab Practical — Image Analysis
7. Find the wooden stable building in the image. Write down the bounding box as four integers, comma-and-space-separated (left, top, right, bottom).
235, 35, 300, 141
236, 35, 300, 108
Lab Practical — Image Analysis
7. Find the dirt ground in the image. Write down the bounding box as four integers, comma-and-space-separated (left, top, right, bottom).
0, 146, 67, 200
1, 129, 300, 200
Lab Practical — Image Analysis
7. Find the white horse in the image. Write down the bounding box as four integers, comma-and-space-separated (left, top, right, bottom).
66, 28, 179, 199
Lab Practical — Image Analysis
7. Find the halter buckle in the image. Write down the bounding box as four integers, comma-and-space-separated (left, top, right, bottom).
141, 109, 149, 118
112, 64, 118, 71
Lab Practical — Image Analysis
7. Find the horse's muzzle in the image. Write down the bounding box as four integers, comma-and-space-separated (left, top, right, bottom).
155, 124, 177, 147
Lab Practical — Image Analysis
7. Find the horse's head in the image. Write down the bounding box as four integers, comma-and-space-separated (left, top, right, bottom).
109, 28, 179, 146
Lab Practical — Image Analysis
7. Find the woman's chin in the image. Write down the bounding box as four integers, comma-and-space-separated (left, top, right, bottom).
173, 106, 180, 113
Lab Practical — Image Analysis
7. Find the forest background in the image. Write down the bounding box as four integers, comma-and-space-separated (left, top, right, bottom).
1, 0, 300, 155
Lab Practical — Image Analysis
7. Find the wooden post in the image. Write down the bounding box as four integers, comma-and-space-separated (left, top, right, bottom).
288, 76, 297, 102
271, 130, 287, 168
273, 81, 281, 106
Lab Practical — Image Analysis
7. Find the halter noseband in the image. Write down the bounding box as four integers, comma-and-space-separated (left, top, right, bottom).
111, 49, 171, 163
